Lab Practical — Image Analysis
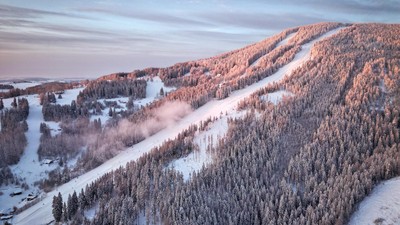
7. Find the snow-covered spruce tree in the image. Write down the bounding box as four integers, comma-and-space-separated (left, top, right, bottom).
52, 192, 63, 222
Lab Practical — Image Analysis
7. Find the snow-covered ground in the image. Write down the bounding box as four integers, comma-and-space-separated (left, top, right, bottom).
0, 77, 174, 214
260, 90, 293, 105
146, 76, 175, 100
13, 27, 344, 225
168, 111, 244, 181
0, 94, 58, 213
349, 177, 400, 225
1, 81, 43, 90
250, 32, 297, 68
277, 32, 296, 48
90, 76, 175, 126
55, 87, 84, 105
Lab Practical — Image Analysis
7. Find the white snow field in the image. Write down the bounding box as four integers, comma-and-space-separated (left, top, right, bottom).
250, 31, 297, 68
168, 110, 245, 181
13, 27, 344, 225
54, 87, 84, 105
0, 94, 58, 212
276, 32, 297, 47
261, 90, 294, 105
1, 81, 43, 90
0, 77, 175, 214
349, 177, 400, 225
90, 76, 175, 126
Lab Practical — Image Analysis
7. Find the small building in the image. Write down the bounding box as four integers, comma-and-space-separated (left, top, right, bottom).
0, 210, 7, 217
10, 189, 22, 197
43, 159, 54, 165
27, 194, 38, 201
0, 215, 13, 220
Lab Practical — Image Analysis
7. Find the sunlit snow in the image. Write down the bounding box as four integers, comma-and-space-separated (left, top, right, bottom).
13, 27, 344, 225
260, 90, 293, 105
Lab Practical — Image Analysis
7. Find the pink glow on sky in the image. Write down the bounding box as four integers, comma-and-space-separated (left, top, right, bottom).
0, 0, 398, 79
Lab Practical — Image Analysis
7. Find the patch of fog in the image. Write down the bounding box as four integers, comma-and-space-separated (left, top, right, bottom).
45, 121, 61, 137
84, 202, 99, 221
67, 147, 86, 168
260, 90, 293, 105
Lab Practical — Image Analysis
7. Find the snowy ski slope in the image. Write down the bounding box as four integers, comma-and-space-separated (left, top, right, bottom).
13, 27, 344, 225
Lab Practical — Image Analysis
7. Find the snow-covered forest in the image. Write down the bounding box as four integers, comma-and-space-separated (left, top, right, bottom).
0, 22, 399, 225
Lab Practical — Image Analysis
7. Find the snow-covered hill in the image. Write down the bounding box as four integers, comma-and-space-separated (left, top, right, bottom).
0, 77, 174, 220
12, 26, 344, 225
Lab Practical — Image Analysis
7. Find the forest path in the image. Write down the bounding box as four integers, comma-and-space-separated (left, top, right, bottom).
14, 27, 344, 225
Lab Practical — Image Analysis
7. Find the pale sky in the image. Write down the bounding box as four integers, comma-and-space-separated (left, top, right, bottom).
0, 0, 399, 79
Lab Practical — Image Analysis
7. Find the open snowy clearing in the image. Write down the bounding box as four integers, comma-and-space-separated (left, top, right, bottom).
261, 90, 294, 105
1, 81, 44, 90
0, 76, 175, 213
168, 110, 245, 181
349, 177, 400, 225
54, 87, 84, 105
13, 27, 344, 225
90, 76, 175, 126
0, 94, 58, 213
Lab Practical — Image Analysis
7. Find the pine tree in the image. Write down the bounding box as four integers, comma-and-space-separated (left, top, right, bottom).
0, 98, 4, 110
108, 107, 113, 117
79, 189, 87, 211
11, 97, 17, 108
67, 194, 72, 220
66, 191, 79, 220
63, 202, 68, 222
52, 192, 63, 222
71, 191, 79, 216
126, 97, 134, 110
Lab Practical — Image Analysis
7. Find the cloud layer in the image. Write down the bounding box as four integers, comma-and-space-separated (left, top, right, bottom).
0, 0, 399, 78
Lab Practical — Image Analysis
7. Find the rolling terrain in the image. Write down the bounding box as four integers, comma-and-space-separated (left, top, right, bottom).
1, 22, 399, 225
